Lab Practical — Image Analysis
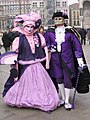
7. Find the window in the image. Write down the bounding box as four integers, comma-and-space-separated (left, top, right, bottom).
77, 21, 79, 25
40, 2, 44, 7
62, 1, 67, 7
32, 2, 37, 8
48, 1, 52, 6
77, 14, 79, 19
56, 2, 60, 7
64, 1, 67, 6
62, 2, 64, 6
74, 21, 76, 25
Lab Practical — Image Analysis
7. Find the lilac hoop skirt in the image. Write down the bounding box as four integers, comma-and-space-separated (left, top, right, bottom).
4, 63, 60, 111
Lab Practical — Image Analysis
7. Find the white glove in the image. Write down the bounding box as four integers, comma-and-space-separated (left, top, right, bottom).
50, 45, 56, 52
77, 58, 84, 68
50, 48, 56, 52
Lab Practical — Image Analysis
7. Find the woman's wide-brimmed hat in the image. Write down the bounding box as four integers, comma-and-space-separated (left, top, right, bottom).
14, 12, 41, 29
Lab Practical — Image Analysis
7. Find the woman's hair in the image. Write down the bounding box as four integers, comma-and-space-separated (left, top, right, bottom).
39, 26, 44, 31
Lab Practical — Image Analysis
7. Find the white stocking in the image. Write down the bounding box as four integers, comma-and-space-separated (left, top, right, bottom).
64, 88, 71, 109
65, 88, 70, 103
58, 84, 65, 101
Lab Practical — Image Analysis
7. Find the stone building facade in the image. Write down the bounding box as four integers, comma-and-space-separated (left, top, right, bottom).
69, 3, 80, 27
79, 0, 90, 29
0, 0, 68, 30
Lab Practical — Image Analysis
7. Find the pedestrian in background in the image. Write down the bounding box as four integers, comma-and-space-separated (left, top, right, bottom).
2, 31, 11, 52
87, 28, 90, 45
7, 27, 20, 49
78, 28, 87, 45
39, 26, 45, 36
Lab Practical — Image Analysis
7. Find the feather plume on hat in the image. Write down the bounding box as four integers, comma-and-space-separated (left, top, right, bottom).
13, 12, 41, 28
13, 12, 42, 34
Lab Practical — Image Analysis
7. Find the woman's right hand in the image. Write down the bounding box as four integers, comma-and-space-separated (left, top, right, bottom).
45, 61, 50, 69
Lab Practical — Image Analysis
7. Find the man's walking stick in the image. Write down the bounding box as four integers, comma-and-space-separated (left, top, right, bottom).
71, 67, 83, 109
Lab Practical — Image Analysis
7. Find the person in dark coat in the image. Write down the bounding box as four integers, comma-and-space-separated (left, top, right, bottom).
2, 29, 20, 52
2, 31, 11, 52
44, 11, 87, 110
7, 28, 20, 48
78, 28, 87, 45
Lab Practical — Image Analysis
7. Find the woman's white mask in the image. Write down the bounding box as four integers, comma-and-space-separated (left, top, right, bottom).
54, 17, 64, 25
24, 25, 34, 34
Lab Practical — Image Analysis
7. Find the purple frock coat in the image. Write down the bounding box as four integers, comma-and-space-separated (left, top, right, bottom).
45, 27, 83, 89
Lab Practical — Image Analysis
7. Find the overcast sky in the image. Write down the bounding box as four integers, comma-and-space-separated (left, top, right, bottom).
68, 0, 79, 5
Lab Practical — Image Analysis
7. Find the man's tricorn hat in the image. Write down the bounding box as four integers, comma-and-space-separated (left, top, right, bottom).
52, 12, 68, 19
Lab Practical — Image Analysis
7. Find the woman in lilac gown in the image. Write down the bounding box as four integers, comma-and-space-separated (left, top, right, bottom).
3, 12, 60, 112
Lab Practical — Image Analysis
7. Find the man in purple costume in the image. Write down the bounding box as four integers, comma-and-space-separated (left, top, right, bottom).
45, 12, 85, 110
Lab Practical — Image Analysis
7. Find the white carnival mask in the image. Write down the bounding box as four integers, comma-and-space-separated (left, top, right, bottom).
54, 17, 65, 26
24, 25, 34, 34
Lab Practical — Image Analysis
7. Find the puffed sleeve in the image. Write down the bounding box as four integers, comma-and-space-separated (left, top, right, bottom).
12, 37, 19, 52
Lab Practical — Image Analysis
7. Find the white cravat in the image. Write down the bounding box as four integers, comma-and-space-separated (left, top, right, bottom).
55, 26, 65, 52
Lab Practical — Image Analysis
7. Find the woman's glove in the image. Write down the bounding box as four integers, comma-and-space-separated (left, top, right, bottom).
10, 68, 18, 82
10, 68, 18, 78
77, 58, 84, 68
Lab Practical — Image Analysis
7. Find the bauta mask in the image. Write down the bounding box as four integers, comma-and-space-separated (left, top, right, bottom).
54, 17, 64, 25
